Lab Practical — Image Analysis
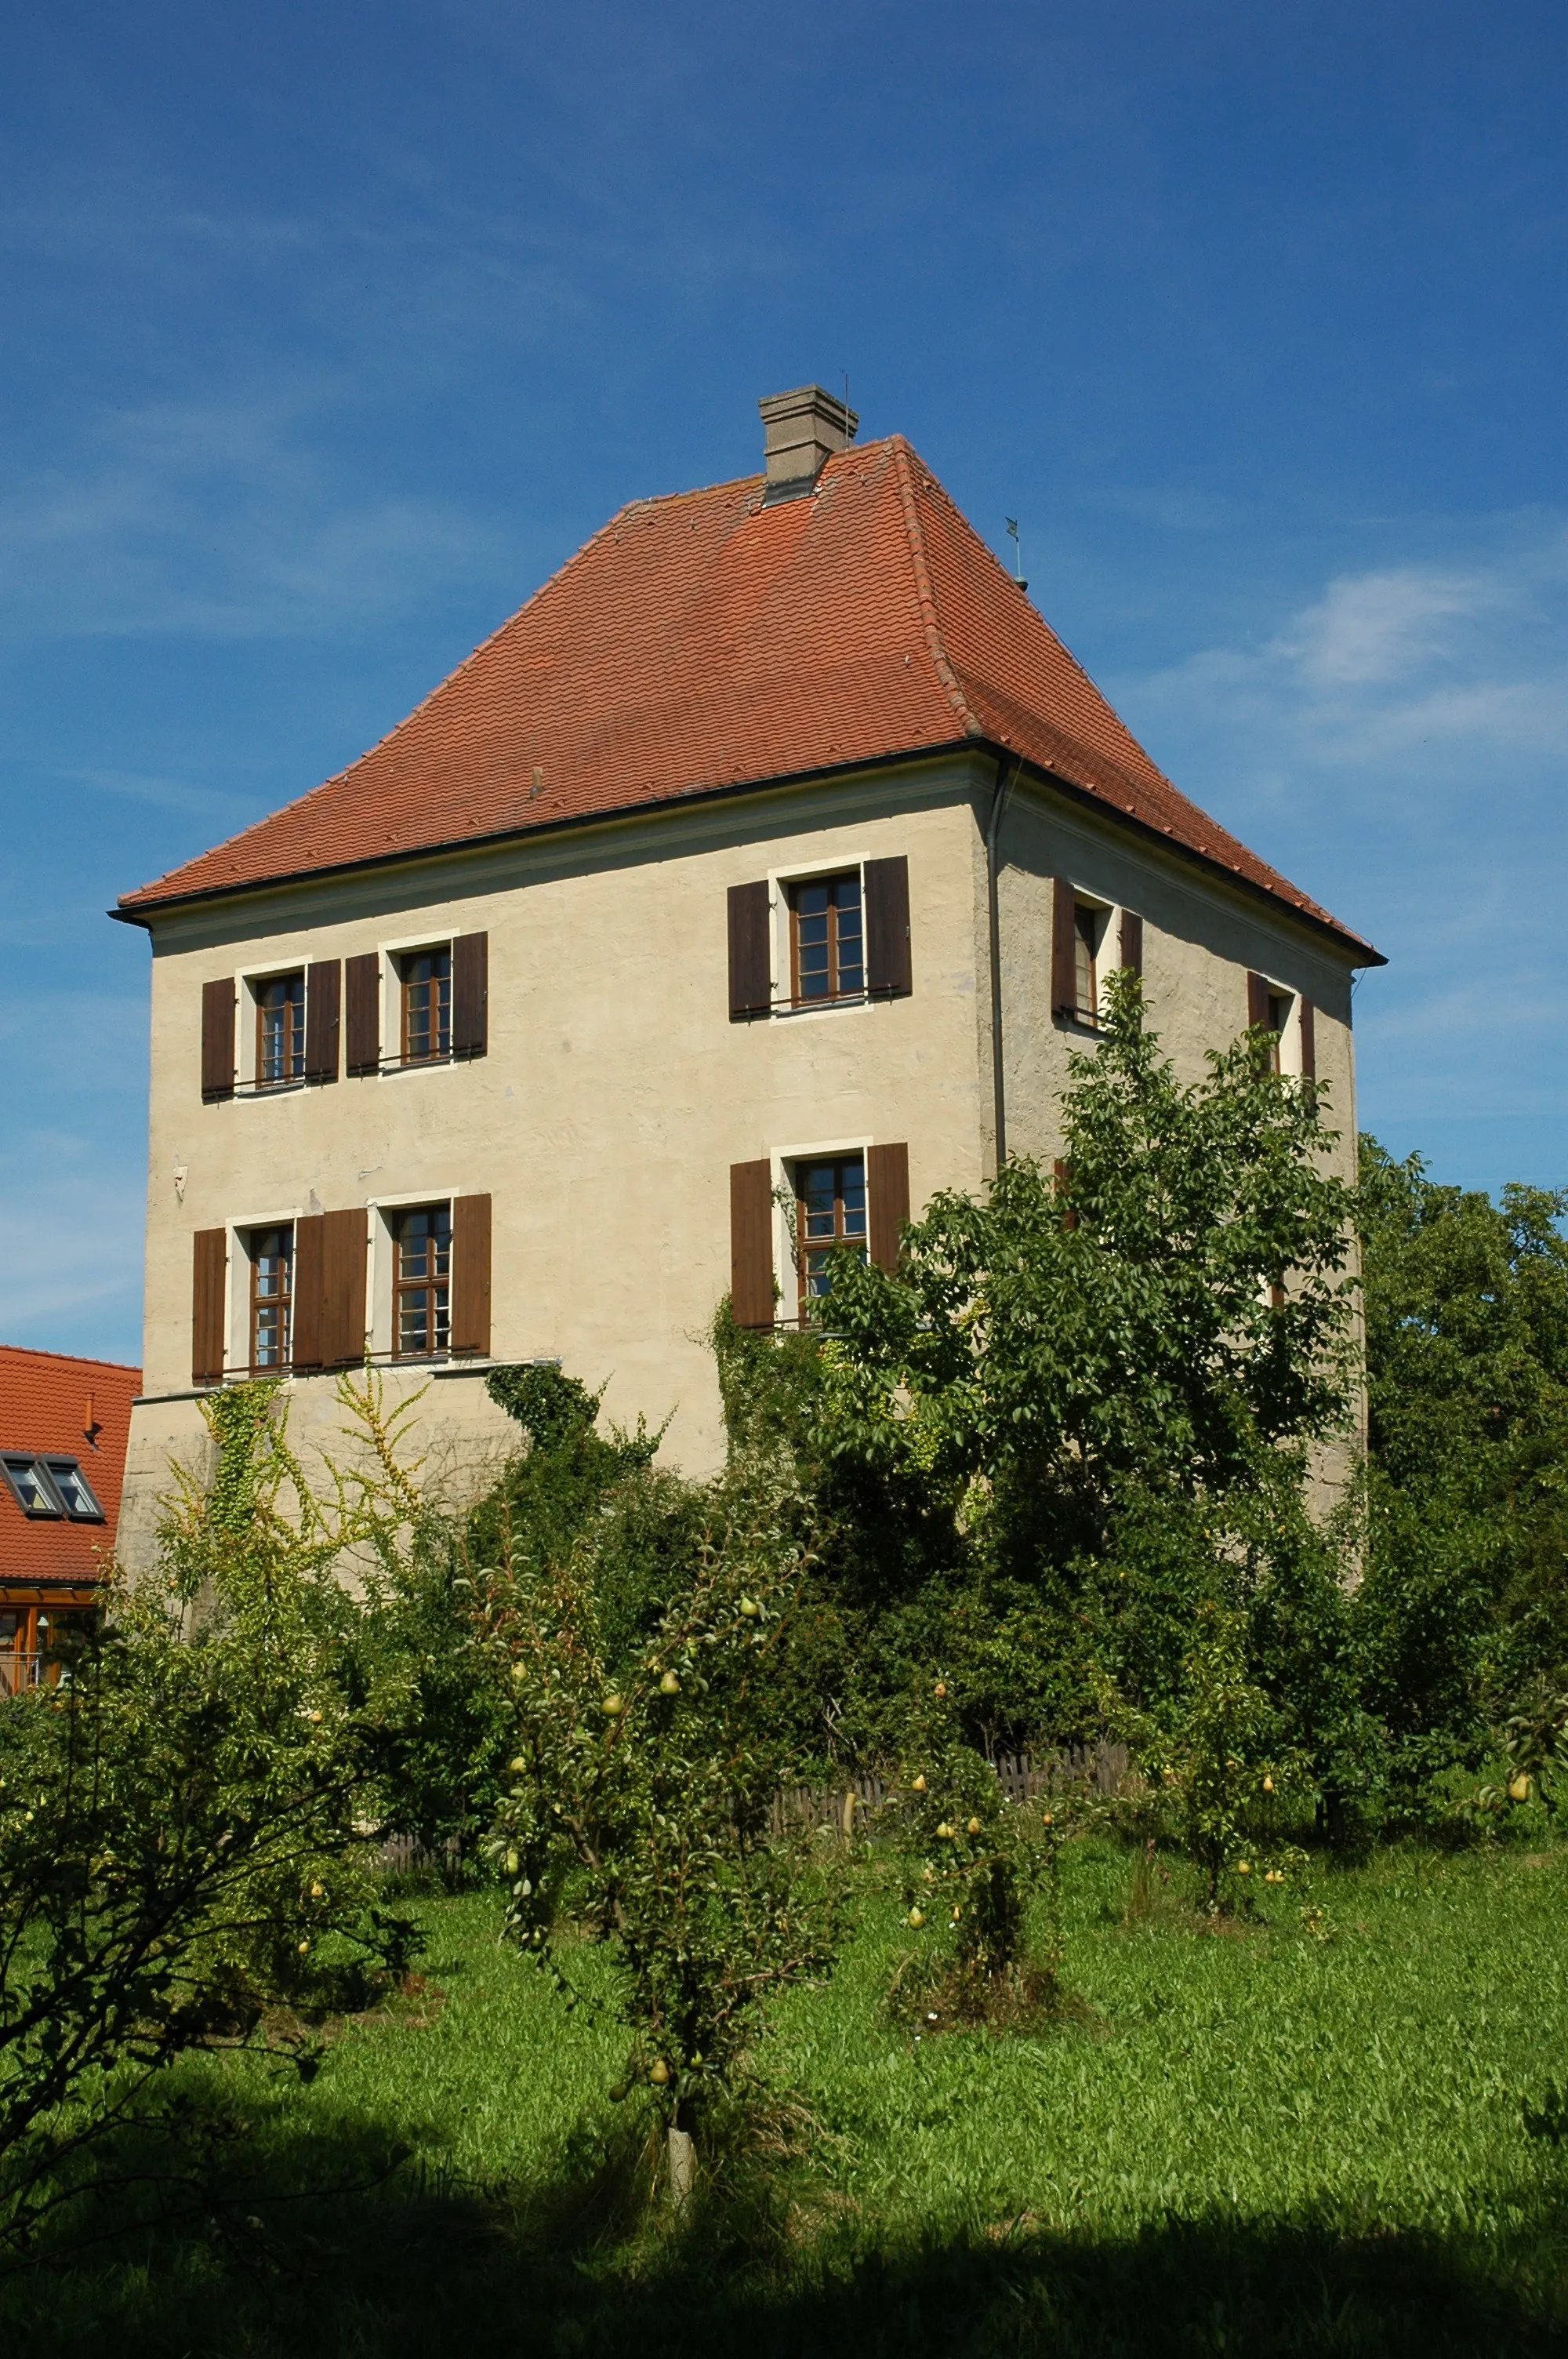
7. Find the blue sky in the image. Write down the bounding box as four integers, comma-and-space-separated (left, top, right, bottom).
2, 0, 1565, 1365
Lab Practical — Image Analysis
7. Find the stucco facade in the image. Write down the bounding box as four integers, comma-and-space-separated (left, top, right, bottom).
118, 747, 1366, 1565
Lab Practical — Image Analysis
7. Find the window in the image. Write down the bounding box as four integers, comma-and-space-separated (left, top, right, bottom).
789, 874, 864, 1005
795, 1156, 867, 1307
248, 1224, 294, 1371
1073, 902, 1100, 1023
42, 1460, 103, 1520
401, 947, 452, 1064
1265, 990, 1294, 1076
2, 1456, 63, 1517
394, 1204, 452, 1357
255, 972, 306, 1086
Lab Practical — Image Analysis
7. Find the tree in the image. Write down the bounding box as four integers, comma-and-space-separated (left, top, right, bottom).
475, 1425, 839, 2202
785, 974, 1361, 1756
1357, 1138, 1568, 1795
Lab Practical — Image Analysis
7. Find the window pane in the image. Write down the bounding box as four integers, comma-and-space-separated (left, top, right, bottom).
250, 1224, 293, 1369
402, 949, 452, 1060
791, 873, 865, 1004
797, 1156, 867, 1303
257, 973, 305, 1084
2, 1457, 62, 1515
44, 1460, 103, 1519
1074, 907, 1097, 1017
394, 1204, 452, 1356
834, 878, 864, 995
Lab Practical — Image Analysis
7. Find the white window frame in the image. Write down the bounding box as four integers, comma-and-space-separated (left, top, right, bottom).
233, 959, 310, 1096
1059, 886, 1134, 1031
376, 932, 456, 1075
1253, 979, 1305, 1078
765, 857, 880, 1022
224, 1210, 303, 1376
768, 1136, 876, 1318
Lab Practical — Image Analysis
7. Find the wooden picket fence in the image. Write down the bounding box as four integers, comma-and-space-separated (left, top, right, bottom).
379, 1741, 1131, 1870
769, 1739, 1130, 1841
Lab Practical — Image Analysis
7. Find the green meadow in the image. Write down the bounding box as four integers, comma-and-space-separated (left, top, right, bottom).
8, 1837, 1568, 2357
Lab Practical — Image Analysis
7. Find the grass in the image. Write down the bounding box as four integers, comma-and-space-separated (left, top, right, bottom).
5, 1838, 1568, 2354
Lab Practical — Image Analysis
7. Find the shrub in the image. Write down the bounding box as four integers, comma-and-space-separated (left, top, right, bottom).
0, 1379, 419, 2252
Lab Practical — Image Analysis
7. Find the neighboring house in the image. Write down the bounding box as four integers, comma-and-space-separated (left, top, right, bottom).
0, 1345, 140, 1692
111, 388, 1383, 1564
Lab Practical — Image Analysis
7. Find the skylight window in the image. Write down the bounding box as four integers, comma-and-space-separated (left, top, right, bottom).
1, 1455, 104, 1521
44, 1460, 104, 1520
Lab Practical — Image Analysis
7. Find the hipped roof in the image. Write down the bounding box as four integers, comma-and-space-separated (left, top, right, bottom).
118, 435, 1378, 960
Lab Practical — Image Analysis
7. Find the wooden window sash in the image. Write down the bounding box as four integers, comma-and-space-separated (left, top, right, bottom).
247, 1225, 294, 1373
795, 1154, 868, 1310
400, 949, 452, 1066
788, 874, 865, 1007
255, 973, 307, 1089
393, 1205, 452, 1358
1073, 904, 1098, 1023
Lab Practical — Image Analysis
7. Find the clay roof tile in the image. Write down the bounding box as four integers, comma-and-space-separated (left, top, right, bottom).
118, 437, 1377, 958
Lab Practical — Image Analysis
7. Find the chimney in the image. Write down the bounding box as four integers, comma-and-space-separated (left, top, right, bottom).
757, 385, 858, 502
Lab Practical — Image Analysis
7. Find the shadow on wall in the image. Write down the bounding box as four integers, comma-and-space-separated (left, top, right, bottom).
3, 2085, 1561, 2359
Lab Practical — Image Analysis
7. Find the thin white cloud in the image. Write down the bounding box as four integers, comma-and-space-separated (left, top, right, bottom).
0, 390, 521, 642
1275, 565, 1508, 687
1127, 521, 1568, 786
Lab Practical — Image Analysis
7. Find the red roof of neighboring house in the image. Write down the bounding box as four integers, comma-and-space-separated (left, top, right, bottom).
0, 1346, 141, 1585
117, 434, 1378, 958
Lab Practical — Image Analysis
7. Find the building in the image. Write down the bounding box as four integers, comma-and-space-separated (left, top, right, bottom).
111, 389, 1382, 1561
0, 1344, 141, 1691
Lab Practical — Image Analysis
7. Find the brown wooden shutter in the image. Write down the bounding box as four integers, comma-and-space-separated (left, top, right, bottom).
191, 1228, 227, 1383
1298, 998, 1316, 1081
867, 1142, 910, 1271
729, 1159, 775, 1327
345, 953, 380, 1076
201, 978, 236, 1102
1119, 909, 1143, 976
1247, 970, 1270, 1033
864, 856, 913, 998
1054, 1157, 1080, 1230
727, 882, 771, 1020
451, 1194, 492, 1356
292, 1216, 325, 1369
320, 1208, 368, 1366
452, 932, 488, 1059
1051, 878, 1077, 1018
304, 961, 341, 1084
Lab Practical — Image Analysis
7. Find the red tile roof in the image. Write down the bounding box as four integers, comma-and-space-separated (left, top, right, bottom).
0, 1346, 141, 1584
118, 435, 1377, 958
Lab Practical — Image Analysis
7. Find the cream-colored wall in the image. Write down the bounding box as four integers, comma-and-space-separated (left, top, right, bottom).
119, 752, 1370, 1565
996, 783, 1359, 1189
122, 758, 994, 1557
994, 779, 1366, 1510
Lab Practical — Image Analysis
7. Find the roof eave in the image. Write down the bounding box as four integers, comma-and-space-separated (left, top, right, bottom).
111, 734, 1384, 965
